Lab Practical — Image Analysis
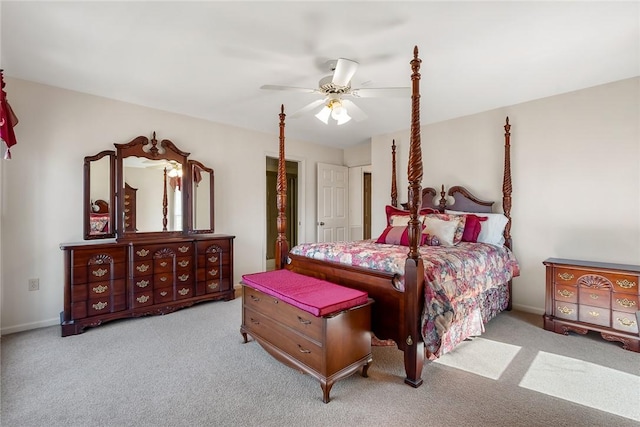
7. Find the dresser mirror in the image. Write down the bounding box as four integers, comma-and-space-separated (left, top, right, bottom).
83, 133, 215, 240
188, 160, 215, 234
84, 150, 116, 240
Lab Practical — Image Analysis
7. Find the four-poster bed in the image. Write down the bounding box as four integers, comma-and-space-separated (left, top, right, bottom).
272, 46, 519, 387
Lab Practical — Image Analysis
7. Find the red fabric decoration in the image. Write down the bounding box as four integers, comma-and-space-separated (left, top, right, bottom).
461, 214, 488, 242
0, 71, 19, 160
385, 205, 438, 226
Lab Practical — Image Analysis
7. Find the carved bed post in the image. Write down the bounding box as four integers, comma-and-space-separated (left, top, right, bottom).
502, 116, 513, 310
162, 168, 168, 231
403, 46, 425, 388
275, 105, 289, 270
391, 140, 398, 207
502, 117, 512, 248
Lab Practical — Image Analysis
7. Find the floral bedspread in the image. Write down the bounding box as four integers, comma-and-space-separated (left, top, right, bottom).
289, 240, 520, 358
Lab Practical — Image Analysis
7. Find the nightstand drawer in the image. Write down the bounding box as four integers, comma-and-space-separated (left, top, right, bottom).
612, 312, 639, 334
612, 293, 638, 313
554, 302, 578, 321
579, 287, 610, 308
554, 284, 577, 303
578, 305, 610, 327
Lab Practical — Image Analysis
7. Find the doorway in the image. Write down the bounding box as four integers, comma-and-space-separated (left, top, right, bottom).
266, 157, 298, 269
363, 172, 372, 239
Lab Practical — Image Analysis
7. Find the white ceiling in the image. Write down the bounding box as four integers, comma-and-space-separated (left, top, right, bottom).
2, 1, 638, 148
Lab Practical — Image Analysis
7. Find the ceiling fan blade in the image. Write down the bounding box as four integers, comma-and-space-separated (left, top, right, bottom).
332, 58, 359, 87
260, 84, 319, 94
341, 100, 368, 122
290, 99, 326, 118
350, 87, 411, 98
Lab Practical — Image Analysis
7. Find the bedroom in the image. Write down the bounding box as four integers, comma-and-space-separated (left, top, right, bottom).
0, 1, 638, 424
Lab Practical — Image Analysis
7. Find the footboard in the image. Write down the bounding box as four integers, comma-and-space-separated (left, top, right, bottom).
286, 254, 421, 353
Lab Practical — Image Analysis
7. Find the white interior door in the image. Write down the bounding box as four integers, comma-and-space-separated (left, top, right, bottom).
317, 162, 348, 242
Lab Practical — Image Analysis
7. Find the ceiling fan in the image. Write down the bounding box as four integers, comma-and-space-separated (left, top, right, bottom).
260, 58, 410, 125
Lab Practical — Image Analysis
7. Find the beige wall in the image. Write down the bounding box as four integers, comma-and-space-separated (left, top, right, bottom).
0, 78, 343, 333
372, 77, 640, 313
2, 76, 638, 333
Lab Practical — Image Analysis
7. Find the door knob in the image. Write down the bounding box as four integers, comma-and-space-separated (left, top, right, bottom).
319, 222, 325, 226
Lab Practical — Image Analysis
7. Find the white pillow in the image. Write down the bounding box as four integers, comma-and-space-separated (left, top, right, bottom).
445, 209, 508, 246
423, 215, 461, 246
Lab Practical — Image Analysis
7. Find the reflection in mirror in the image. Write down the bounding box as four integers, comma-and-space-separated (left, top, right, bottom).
84, 150, 116, 240
190, 160, 214, 233
123, 157, 183, 233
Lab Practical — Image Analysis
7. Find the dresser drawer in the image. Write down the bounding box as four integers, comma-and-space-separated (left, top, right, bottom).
553, 267, 582, 285
612, 312, 639, 334
197, 264, 231, 282
578, 305, 610, 327
196, 239, 231, 255
71, 248, 127, 267
87, 294, 126, 317
611, 275, 639, 295
579, 287, 610, 309
203, 278, 231, 293
72, 261, 126, 285
132, 291, 153, 308
155, 287, 173, 303
133, 276, 152, 291
176, 285, 194, 300
554, 302, 578, 321
72, 280, 125, 303
612, 293, 638, 313
154, 272, 174, 287
244, 306, 323, 371
133, 260, 153, 276
244, 286, 323, 342
554, 284, 577, 303
133, 243, 194, 260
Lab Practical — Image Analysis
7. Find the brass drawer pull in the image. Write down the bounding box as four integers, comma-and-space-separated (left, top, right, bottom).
588, 311, 600, 317
178, 260, 189, 267
557, 306, 574, 315
208, 255, 218, 263
136, 249, 149, 257
208, 282, 219, 290
136, 295, 149, 303
92, 301, 108, 311
297, 345, 311, 354
178, 288, 189, 296
589, 294, 599, 300
160, 291, 168, 297
558, 273, 574, 281
615, 298, 636, 308
92, 268, 108, 277
160, 277, 167, 282
136, 264, 150, 273
250, 317, 260, 325
250, 295, 260, 302
617, 317, 636, 327
297, 316, 312, 325
136, 280, 149, 288
208, 269, 218, 276
178, 274, 189, 282
160, 261, 168, 267
616, 279, 636, 289
178, 246, 189, 253
92, 285, 108, 294
557, 289, 574, 298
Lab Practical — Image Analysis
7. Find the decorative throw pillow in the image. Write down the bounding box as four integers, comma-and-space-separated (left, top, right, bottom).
385, 205, 438, 226
461, 214, 488, 242
445, 210, 508, 246
376, 225, 426, 246
422, 215, 463, 246
423, 213, 465, 245
423, 233, 440, 246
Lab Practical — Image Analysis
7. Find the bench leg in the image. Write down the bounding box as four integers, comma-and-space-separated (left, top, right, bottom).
321, 380, 334, 404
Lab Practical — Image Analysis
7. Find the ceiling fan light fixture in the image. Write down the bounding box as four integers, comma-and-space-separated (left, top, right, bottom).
336, 112, 352, 126
315, 106, 331, 124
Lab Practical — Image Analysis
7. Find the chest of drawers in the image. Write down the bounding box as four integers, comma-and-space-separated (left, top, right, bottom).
61, 234, 234, 336
240, 284, 373, 403
543, 258, 639, 352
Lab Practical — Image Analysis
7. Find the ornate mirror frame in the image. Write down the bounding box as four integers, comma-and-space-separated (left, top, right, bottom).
115, 133, 190, 240
187, 160, 215, 234
83, 150, 116, 240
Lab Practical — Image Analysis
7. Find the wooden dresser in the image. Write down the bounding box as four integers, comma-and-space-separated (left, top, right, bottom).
543, 258, 639, 352
241, 284, 373, 403
61, 234, 234, 336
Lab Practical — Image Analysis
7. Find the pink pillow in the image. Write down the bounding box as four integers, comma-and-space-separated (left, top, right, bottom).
462, 214, 488, 242
376, 225, 426, 246
385, 205, 439, 226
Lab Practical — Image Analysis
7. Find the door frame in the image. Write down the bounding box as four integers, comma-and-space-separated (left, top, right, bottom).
263, 152, 306, 271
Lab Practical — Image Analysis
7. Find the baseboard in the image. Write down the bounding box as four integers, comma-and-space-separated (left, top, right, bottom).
512, 303, 544, 316
1, 317, 59, 336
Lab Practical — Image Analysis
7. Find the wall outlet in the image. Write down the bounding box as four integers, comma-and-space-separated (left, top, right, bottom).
28, 278, 39, 291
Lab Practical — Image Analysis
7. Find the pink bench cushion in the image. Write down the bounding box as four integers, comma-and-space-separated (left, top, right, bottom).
241, 269, 368, 317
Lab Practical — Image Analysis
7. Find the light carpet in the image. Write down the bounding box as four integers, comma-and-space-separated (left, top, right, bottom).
519, 351, 640, 422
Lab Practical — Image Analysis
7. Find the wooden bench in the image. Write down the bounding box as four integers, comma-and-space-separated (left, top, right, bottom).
240, 269, 373, 403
